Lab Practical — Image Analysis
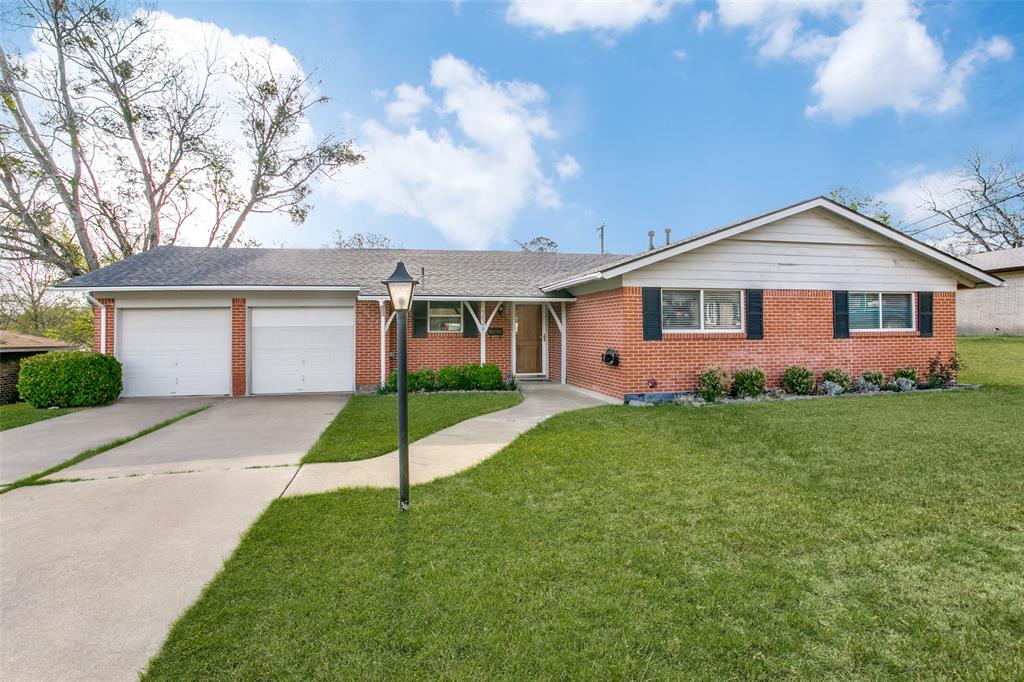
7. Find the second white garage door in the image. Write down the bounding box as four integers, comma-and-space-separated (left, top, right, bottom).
250, 307, 355, 394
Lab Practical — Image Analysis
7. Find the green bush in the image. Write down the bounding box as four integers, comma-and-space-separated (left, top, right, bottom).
17, 351, 122, 408
781, 365, 815, 395
820, 368, 852, 393
733, 367, 766, 398
469, 363, 504, 391
409, 368, 437, 392
697, 367, 729, 402
893, 367, 918, 384
861, 370, 885, 387
387, 363, 508, 392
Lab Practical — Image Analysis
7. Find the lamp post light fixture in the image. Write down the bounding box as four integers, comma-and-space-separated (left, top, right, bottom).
382, 261, 418, 511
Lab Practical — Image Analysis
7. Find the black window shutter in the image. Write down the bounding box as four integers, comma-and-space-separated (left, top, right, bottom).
833, 290, 849, 339
463, 302, 479, 338
918, 292, 933, 337
746, 289, 764, 340
412, 300, 428, 338
642, 287, 662, 341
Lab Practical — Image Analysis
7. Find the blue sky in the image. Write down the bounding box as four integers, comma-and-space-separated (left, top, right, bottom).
19, 1, 1024, 254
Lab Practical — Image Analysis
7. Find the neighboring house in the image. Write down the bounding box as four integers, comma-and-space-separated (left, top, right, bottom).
957, 248, 1024, 336
56, 197, 1000, 401
0, 331, 71, 404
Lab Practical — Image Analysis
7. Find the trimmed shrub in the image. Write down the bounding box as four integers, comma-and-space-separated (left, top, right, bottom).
469, 363, 504, 391
698, 366, 729, 403
893, 367, 918, 384
781, 365, 815, 395
861, 370, 885, 387
820, 368, 852, 393
733, 367, 766, 398
18, 351, 122, 408
409, 368, 437, 392
436, 365, 465, 391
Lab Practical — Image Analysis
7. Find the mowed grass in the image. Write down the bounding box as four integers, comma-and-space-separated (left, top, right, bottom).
0, 402, 80, 431
303, 391, 523, 464
146, 339, 1024, 680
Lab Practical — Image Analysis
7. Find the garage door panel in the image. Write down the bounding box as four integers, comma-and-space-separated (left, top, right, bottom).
250, 306, 354, 394
119, 308, 230, 397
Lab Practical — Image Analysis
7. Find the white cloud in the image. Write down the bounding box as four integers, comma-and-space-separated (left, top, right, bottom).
879, 168, 961, 226
21, 10, 316, 246
335, 55, 567, 248
506, 0, 681, 35
672, 48, 688, 60
716, 0, 1013, 122
555, 153, 582, 179
385, 84, 432, 125
695, 9, 713, 33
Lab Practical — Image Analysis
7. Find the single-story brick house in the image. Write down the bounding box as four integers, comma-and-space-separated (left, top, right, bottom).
57, 197, 1001, 400
0, 331, 71, 404
956, 247, 1024, 336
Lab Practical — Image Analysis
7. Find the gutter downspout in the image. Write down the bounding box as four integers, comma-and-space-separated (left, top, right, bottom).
85, 293, 106, 354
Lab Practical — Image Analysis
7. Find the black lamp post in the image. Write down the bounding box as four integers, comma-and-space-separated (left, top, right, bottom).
382, 261, 418, 511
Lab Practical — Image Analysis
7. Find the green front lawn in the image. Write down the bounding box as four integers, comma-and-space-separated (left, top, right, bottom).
0, 402, 80, 431
146, 340, 1024, 679
303, 391, 523, 464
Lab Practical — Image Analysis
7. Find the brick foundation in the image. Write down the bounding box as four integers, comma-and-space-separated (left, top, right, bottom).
565, 287, 957, 399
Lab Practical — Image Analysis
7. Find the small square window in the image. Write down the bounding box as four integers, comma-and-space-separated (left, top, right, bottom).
428, 303, 462, 332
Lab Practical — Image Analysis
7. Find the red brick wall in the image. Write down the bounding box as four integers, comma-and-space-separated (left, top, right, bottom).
92, 298, 115, 355
566, 287, 956, 399
355, 300, 514, 390
231, 298, 247, 396
546, 303, 566, 383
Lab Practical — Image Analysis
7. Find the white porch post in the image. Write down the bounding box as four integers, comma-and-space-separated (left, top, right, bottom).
560, 301, 567, 384
464, 301, 503, 365
544, 301, 567, 385
378, 300, 396, 385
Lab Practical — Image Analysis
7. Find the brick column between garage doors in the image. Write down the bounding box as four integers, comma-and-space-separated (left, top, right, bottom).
231, 298, 247, 396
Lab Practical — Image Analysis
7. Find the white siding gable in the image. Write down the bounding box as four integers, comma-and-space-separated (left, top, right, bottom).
621, 208, 959, 291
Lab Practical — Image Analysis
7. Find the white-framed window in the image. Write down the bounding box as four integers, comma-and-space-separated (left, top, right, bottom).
428, 302, 463, 333
662, 289, 743, 332
849, 292, 914, 331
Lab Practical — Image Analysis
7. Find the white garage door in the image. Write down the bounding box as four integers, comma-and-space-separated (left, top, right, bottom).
119, 308, 231, 397
250, 307, 354, 394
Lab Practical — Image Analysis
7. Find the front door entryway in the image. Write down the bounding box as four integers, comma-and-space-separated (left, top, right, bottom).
515, 304, 544, 375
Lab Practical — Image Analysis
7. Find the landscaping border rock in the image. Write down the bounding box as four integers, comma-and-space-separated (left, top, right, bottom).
623, 384, 981, 407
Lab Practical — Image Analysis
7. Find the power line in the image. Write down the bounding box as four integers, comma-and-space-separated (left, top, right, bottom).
904, 190, 1023, 237
898, 174, 1020, 229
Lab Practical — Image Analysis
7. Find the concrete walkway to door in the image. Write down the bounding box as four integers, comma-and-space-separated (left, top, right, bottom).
284, 382, 610, 496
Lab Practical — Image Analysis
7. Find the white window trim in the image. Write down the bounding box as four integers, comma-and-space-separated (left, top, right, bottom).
428, 301, 463, 333
661, 288, 745, 334
849, 291, 916, 333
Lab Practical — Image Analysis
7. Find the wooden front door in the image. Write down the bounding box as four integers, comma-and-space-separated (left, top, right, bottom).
515, 304, 543, 374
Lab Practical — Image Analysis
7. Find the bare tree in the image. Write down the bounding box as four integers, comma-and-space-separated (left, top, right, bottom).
518, 236, 558, 252
911, 152, 1023, 253
0, 0, 363, 276
0, 258, 91, 345
326, 230, 393, 249
828, 187, 894, 227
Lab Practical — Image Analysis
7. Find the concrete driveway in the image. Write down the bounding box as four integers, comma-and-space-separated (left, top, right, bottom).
0, 397, 213, 485
0, 394, 346, 682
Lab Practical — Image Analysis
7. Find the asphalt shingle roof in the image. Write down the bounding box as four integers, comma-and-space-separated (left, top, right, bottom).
57, 246, 624, 299
964, 247, 1024, 273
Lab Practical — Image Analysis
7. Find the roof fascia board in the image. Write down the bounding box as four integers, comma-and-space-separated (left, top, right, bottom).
357, 294, 577, 303
58, 285, 362, 292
